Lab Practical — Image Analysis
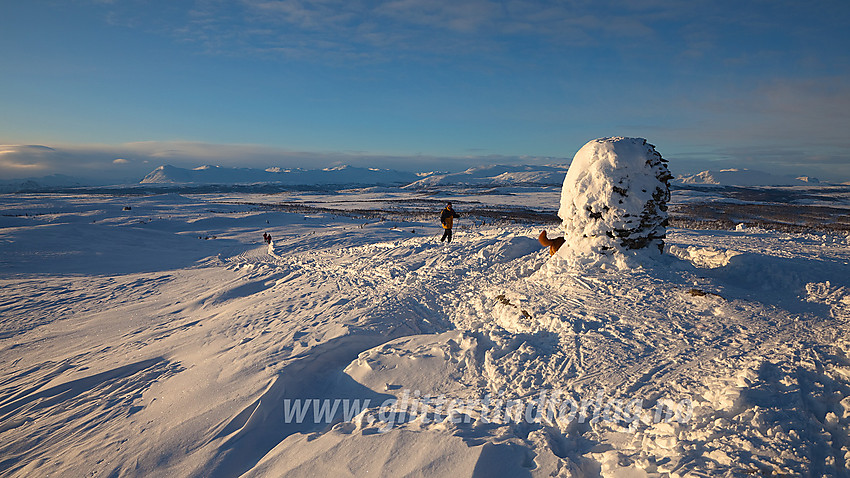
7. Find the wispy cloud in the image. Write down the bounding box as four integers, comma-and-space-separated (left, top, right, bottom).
85, 0, 846, 92
85, 0, 850, 110
0, 145, 54, 172
0, 160, 49, 172
95, 0, 708, 63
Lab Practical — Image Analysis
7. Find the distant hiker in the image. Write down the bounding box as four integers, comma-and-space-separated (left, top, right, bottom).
538, 230, 565, 256
263, 233, 272, 244
440, 202, 460, 243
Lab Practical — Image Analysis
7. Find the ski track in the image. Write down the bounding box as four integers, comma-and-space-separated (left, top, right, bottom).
1, 193, 850, 477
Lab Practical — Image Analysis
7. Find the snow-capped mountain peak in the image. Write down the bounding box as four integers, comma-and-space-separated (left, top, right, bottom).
674, 168, 816, 186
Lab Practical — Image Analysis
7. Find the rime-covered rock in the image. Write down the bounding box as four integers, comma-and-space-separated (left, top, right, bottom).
557, 137, 672, 256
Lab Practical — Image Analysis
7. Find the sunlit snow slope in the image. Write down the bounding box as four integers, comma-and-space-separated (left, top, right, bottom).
1, 192, 849, 477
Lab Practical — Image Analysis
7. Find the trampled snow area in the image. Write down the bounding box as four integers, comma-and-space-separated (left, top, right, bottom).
2, 188, 850, 477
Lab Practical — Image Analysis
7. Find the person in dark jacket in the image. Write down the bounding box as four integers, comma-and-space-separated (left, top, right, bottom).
440, 202, 460, 243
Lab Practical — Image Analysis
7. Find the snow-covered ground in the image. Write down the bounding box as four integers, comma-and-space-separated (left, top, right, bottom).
2, 188, 850, 477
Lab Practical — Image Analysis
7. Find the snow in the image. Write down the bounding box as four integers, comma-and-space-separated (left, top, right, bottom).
2, 163, 836, 194
675, 168, 814, 186
2, 181, 850, 477
557, 137, 672, 259
136, 163, 574, 192
0, 174, 94, 192
402, 164, 570, 188
139, 164, 419, 186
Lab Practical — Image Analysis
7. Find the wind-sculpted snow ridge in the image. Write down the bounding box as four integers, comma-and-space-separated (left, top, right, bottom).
1, 192, 850, 477
558, 137, 673, 263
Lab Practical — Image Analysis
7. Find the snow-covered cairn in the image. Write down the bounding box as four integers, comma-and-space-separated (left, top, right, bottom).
558, 137, 672, 256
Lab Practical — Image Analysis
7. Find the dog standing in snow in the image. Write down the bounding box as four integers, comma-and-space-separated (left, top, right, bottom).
538, 230, 565, 256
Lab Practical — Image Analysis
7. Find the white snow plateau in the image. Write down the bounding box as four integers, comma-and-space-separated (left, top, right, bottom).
2, 138, 850, 477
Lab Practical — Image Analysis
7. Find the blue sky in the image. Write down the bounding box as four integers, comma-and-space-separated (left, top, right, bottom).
1, 0, 849, 182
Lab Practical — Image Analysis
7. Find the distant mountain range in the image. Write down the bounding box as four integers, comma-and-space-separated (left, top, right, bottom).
138, 164, 573, 188
138, 165, 829, 188
401, 164, 570, 188
0, 174, 105, 193
139, 164, 419, 186
0, 165, 838, 193
673, 168, 821, 186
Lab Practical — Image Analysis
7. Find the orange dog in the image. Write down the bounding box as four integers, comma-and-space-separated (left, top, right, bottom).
538, 230, 565, 256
